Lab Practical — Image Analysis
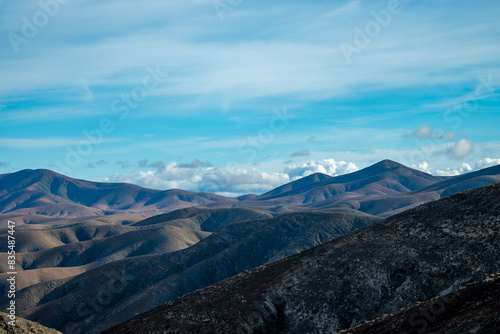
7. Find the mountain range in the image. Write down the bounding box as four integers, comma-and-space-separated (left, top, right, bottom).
2, 160, 500, 219
0, 168, 233, 217
0, 159, 499, 333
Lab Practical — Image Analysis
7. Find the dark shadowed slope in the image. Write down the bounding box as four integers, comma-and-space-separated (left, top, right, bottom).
9, 212, 379, 333
0, 169, 233, 217
105, 183, 500, 334
339, 273, 500, 334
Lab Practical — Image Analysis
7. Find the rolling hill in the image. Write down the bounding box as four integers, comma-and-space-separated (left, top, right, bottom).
208, 160, 500, 217
0, 169, 234, 217
5, 212, 379, 333
0, 207, 276, 292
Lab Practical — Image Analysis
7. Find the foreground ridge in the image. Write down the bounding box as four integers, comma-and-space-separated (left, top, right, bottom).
339, 273, 500, 334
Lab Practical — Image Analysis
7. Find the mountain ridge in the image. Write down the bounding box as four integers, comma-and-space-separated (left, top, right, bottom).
0, 169, 234, 217
1, 160, 500, 219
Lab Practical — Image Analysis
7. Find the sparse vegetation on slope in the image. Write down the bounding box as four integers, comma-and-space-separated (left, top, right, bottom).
0, 312, 61, 334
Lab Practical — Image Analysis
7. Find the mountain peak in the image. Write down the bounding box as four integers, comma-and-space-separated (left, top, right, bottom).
370, 159, 406, 170
350, 159, 428, 179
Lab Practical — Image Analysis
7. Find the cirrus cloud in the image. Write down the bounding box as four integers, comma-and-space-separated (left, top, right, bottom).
405, 125, 456, 140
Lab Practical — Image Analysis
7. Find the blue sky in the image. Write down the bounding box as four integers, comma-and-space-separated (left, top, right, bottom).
0, 0, 499, 196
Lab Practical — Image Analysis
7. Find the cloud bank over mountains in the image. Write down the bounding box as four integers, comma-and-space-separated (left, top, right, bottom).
106, 158, 359, 196
105, 157, 500, 196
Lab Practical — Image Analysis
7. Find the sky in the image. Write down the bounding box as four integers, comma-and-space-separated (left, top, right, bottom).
0, 0, 499, 196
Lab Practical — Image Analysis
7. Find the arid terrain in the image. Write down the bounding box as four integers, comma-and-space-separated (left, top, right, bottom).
0, 161, 499, 333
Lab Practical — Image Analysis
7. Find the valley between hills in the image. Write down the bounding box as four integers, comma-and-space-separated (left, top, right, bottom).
0, 159, 499, 333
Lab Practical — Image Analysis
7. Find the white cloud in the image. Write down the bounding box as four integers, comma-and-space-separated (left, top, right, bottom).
410, 126, 434, 139
412, 160, 431, 173
2, 0, 500, 117
106, 158, 359, 196
106, 162, 291, 196
448, 138, 474, 160
435, 163, 472, 176
324, 0, 361, 17
474, 158, 500, 170
421, 157, 499, 177
284, 159, 359, 179
440, 132, 457, 140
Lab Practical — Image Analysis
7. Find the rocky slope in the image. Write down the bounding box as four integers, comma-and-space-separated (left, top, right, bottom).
0, 313, 61, 334
104, 182, 500, 334
339, 273, 500, 334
